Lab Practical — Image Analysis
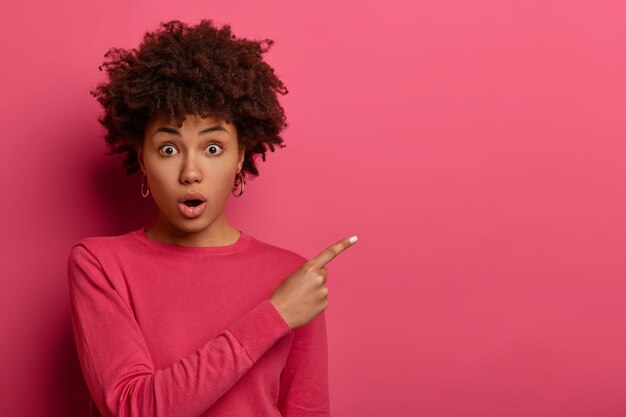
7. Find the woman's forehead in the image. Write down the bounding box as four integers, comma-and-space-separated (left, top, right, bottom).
144, 114, 238, 141
148, 113, 232, 128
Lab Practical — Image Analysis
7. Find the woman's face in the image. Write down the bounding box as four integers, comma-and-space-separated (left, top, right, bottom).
138, 113, 245, 238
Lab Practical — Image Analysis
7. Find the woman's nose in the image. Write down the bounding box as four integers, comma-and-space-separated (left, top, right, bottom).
179, 156, 202, 184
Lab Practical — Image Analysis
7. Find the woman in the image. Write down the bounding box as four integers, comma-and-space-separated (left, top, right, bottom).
67, 19, 358, 417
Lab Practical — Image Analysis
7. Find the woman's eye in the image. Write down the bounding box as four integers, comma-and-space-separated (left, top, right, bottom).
159, 145, 178, 156
205, 143, 223, 156
157, 144, 223, 156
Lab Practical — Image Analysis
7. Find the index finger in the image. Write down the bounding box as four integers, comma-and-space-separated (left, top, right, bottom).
308, 235, 358, 269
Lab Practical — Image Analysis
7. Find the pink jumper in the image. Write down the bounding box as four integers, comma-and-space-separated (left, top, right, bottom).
67, 227, 330, 417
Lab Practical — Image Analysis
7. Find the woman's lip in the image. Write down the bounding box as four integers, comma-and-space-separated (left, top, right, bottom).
178, 192, 207, 203
178, 201, 207, 219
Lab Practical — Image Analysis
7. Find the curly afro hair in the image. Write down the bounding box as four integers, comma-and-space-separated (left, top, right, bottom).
90, 19, 289, 187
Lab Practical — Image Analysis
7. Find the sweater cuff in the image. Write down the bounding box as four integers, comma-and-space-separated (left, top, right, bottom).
227, 299, 292, 363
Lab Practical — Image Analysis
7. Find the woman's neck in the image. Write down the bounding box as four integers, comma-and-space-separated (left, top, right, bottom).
146, 215, 241, 248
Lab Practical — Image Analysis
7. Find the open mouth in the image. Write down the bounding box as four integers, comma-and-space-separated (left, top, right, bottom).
178, 193, 207, 218
178, 198, 207, 219
183, 199, 203, 207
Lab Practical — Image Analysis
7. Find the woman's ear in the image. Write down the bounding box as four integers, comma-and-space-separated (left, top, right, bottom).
136, 146, 145, 173
237, 146, 246, 173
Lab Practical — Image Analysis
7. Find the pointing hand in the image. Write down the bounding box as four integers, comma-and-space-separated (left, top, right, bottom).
269, 235, 358, 329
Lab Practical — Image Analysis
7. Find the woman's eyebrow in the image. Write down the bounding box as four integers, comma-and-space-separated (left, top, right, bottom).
152, 126, 230, 137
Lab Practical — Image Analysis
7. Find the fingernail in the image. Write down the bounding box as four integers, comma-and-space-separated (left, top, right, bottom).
349, 235, 358, 244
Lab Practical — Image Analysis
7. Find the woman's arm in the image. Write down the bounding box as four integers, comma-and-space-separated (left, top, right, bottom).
277, 310, 330, 417
67, 243, 291, 417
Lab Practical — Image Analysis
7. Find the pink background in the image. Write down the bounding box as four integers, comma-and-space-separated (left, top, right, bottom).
2, 0, 625, 416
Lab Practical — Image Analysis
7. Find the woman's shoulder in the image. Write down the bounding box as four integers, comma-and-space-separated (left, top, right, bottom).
68, 228, 139, 259
249, 235, 308, 266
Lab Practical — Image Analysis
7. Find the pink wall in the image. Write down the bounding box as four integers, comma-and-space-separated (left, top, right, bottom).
2, 0, 625, 416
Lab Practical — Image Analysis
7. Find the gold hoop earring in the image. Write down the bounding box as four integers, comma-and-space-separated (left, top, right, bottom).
232, 171, 245, 197
141, 172, 150, 198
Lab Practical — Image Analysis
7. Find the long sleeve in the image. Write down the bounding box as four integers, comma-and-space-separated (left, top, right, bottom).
67, 243, 292, 417
277, 310, 330, 417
